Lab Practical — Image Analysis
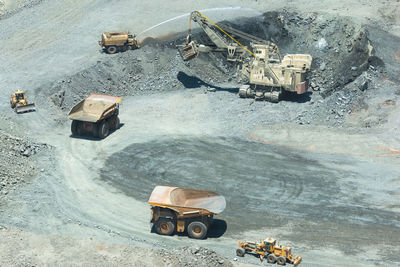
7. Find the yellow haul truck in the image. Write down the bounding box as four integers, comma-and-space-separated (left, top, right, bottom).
148, 185, 226, 239
99, 32, 140, 54
68, 94, 122, 139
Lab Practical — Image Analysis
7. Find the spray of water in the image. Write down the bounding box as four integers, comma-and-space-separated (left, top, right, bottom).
137, 6, 262, 37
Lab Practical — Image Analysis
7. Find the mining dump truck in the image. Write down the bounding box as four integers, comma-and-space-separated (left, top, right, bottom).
148, 185, 226, 239
237, 237, 302, 266
99, 32, 140, 54
10, 90, 36, 113
68, 94, 122, 139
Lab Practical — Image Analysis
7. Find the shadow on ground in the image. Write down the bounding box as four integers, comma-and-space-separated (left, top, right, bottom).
69, 123, 125, 141
177, 71, 238, 93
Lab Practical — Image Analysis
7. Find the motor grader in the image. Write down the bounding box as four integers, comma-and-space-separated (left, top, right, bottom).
99, 32, 140, 54
181, 11, 312, 102
10, 90, 36, 113
236, 237, 302, 266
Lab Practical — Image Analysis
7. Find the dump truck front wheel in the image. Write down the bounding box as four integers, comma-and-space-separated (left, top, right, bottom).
97, 120, 110, 139
106, 46, 117, 54
155, 219, 175, 236
267, 254, 276, 263
277, 256, 286, 265
187, 221, 207, 239
236, 248, 245, 257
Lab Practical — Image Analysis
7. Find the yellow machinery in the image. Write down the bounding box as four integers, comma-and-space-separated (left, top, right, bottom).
99, 32, 140, 54
182, 11, 312, 102
237, 237, 302, 266
148, 186, 226, 239
68, 94, 122, 139
10, 90, 36, 113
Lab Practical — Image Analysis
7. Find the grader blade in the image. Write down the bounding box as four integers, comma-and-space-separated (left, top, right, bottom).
293, 256, 302, 266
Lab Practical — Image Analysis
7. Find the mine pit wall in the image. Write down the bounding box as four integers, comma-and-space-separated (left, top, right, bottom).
42, 11, 379, 114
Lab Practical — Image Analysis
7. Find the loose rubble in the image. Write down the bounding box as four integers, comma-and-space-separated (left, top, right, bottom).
0, 129, 49, 197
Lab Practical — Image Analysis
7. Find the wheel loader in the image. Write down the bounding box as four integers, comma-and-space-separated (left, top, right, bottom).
68, 94, 122, 139
181, 11, 312, 102
236, 237, 302, 266
99, 32, 140, 54
10, 90, 36, 113
148, 185, 226, 239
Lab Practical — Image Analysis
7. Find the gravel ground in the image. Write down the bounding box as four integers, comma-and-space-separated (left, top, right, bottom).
1, 0, 400, 266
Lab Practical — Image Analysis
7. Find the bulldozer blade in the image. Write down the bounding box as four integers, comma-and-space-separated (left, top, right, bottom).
181, 41, 199, 61
15, 103, 36, 114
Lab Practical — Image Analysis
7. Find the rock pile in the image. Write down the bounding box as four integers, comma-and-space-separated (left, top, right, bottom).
0, 130, 49, 196
169, 246, 232, 267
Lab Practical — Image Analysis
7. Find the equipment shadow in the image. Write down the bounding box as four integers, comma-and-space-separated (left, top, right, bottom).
281, 91, 312, 103
68, 123, 125, 141
150, 218, 227, 239
177, 71, 239, 93
207, 219, 228, 239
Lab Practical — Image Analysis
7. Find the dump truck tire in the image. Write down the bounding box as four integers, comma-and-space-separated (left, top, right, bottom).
236, 248, 245, 257
106, 46, 117, 54
109, 115, 120, 130
267, 254, 276, 264
92, 123, 99, 138
71, 120, 79, 135
187, 221, 207, 239
114, 117, 120, 130
97, 120, 110, 139
155, 219, 175, 236
277, 256, 286, 265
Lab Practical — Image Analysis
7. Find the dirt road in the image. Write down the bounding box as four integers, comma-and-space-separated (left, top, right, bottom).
1, 0, 400, 266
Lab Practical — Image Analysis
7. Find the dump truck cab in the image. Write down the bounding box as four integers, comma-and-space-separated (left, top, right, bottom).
148, 186, 226, 239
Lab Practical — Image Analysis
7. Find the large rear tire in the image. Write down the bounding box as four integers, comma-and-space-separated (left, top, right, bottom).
97, 120, 109, 139
187, 221, 207, 239
277, 256, 286, 265
267, 254, 276, 264
106, 46, 117, 54
114, 117, 120, 130
155, 219, 175, 236
109, 115, 120, 130
236, 248, 245, 257
71, 120, 79, 135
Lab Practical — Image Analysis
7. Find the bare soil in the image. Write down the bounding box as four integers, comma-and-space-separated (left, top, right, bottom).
1, 0, 400, 266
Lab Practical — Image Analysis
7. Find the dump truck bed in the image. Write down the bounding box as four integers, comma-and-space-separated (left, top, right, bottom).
68, 94, 122, 122
148, 186, 226, 214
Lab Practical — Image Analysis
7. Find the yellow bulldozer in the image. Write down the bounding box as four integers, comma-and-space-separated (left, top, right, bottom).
236, 237, 302, 266
10, 90, 36, 113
